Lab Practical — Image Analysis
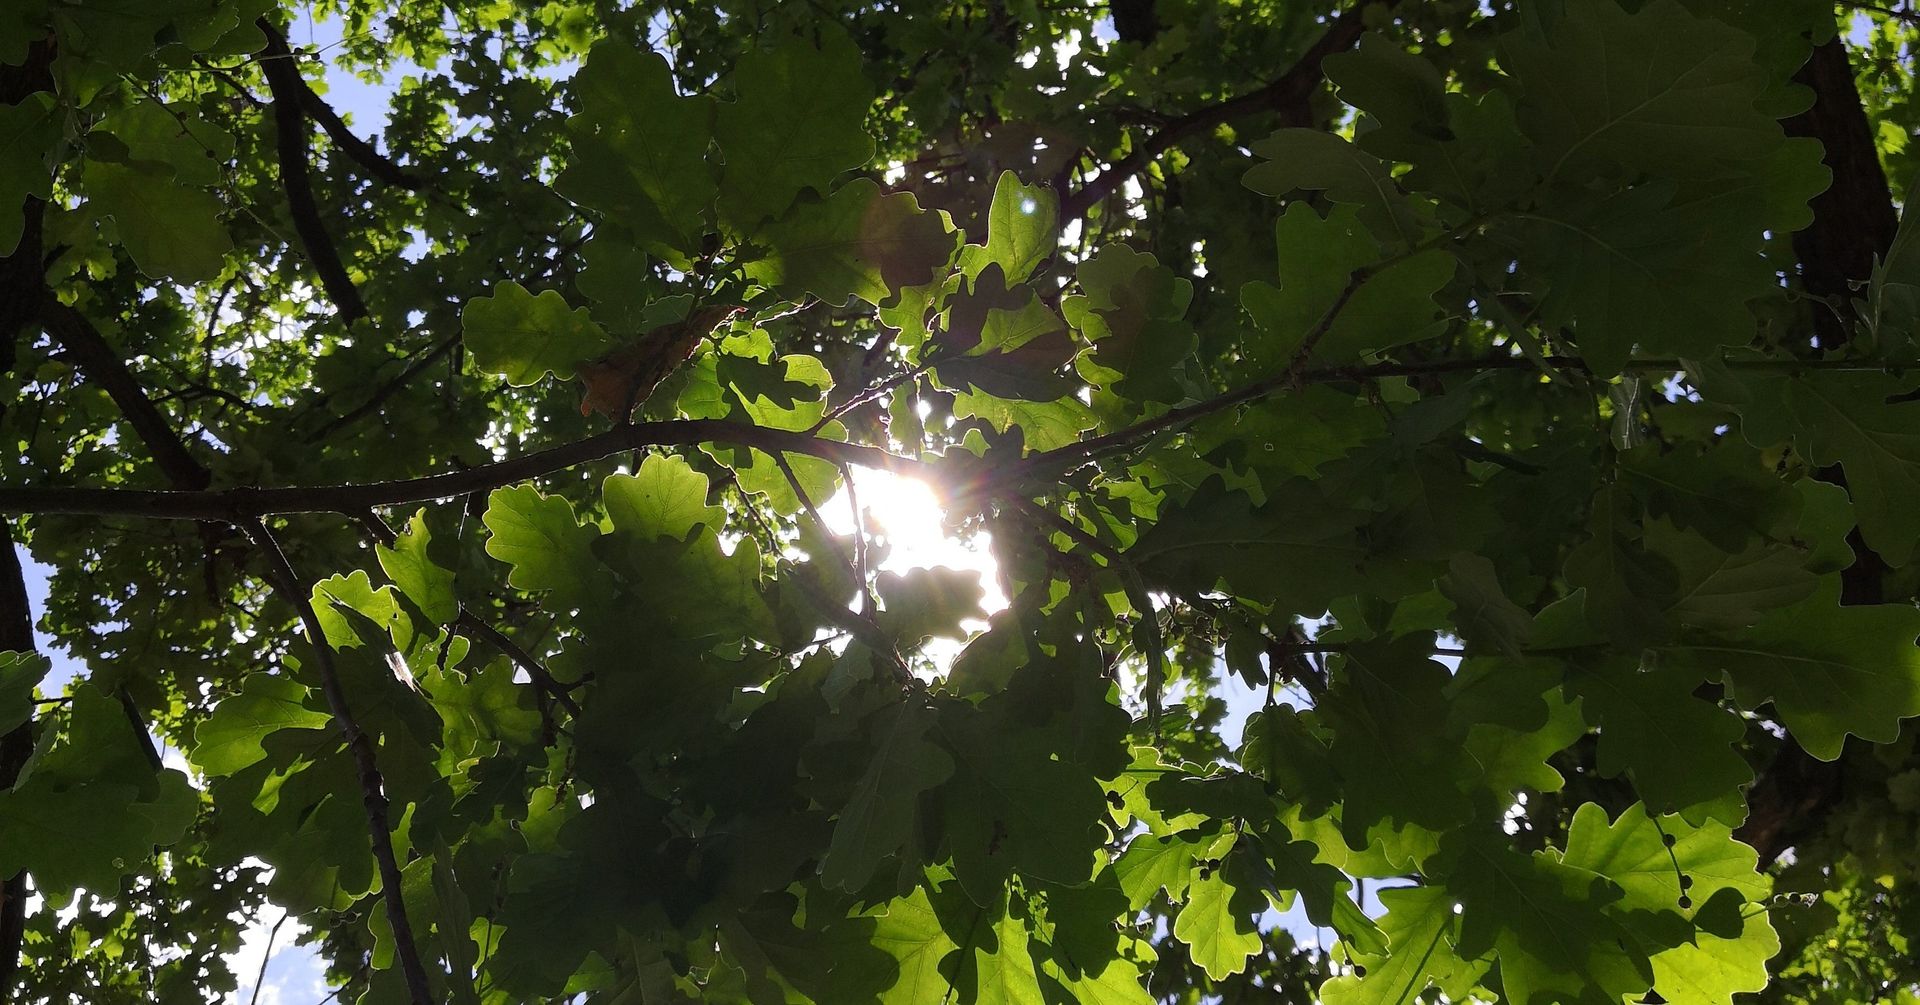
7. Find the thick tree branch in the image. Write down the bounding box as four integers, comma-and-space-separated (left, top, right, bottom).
1058, 1, 1381, 222
249, 22, 424, 190
297, 88, 426, 193
257, 18, 369, 324
1786, 38, 1900, 347
5, 353, 1914, 525
238, 519, 434, 1005
0, 37, 56, 1000
1731, 34, 1903, 868
0, 38, 55, 429
39, 303, 213, 491
0, 419, 934, 521
0, 521, 37, 1005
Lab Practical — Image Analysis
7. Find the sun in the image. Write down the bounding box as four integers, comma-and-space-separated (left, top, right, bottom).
822, 465, 1007, 630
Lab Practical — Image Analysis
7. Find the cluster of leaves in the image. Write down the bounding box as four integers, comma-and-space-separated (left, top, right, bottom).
4, 0, 1920, 1004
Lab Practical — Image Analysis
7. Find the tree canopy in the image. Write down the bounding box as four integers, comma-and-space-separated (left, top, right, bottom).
4, 0, 1920, 1002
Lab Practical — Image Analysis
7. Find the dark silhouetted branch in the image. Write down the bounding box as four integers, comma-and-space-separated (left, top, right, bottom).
40, 303, 213, 491
0, 520, 39, 1004
239, 519, 435, 1005
257, 18, 369, 324
454, 611, 584, 718
303, 333, 461, 443
1058, 1, 1382, 222
251, 21, 424, 190
0, 419, 935, 521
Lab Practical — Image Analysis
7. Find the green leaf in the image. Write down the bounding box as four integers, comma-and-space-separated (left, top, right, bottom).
1111, 832, 1200, 911
1565, 661, 1751, 824
745, 179, 957, 307
862, 885, 962, 1005
1240, 204, 1451, 370
603, 453, 723, 543
1651, 520, 1818, 632
1516, 180, 1805, 375
1559, 802, 1769, 914
1324, 33, 1451, 143
1321, 886, 1489, 1005
942, 706, 1108, 902
1039, 945, 1155, 1005
716, 31, 875, 225
462, 281, 611, 386
1498, 0, 1784, 186
1130, 478, 1367, 615
1259, 828, 1387, 955
1560, 804, 1780, 1005
557, 44, 715, 256
0, 651, 48, 737
1660, 580, 1920, 760
191, 674, 334, 777
936, 265, 1078, 402
1565, 484, 1680, 644
820, 703, 954, 892
1065, 246, 1195, 405
425, 655, 542, 751
376, 510, 459, 626
311, 570, 408, 651
1243, 129, 1414, 245
84, 161, 233, 281
1867, 182, 1920, 353
482, 486, 606, 608
1172, 848, 1265, 980
0, 691, 200, 894
1774, 371, 1920, 566
971, 901, 1046, 1005
1319, 638, 1473, 842
0, 779, 195, 894
1442, 834, 1652, 1005
981, 171, 1057, 284
1438, 554, 1531, 659
96, 99, 235, 187
875, 567, 986, 645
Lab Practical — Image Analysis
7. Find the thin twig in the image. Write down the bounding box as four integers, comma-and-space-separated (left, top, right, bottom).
454, 611, 584, 718
1058, 1, 1386, 222
771, 454, 914, 685
303, 333, 462, 442
839, 462, 874, 616
247, 912, 290, 1005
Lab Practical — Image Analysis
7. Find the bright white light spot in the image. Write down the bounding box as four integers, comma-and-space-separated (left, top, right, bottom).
1019, 197, 1038, 215
824, 467, 1006, 672
1054, 29, 1083, 70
